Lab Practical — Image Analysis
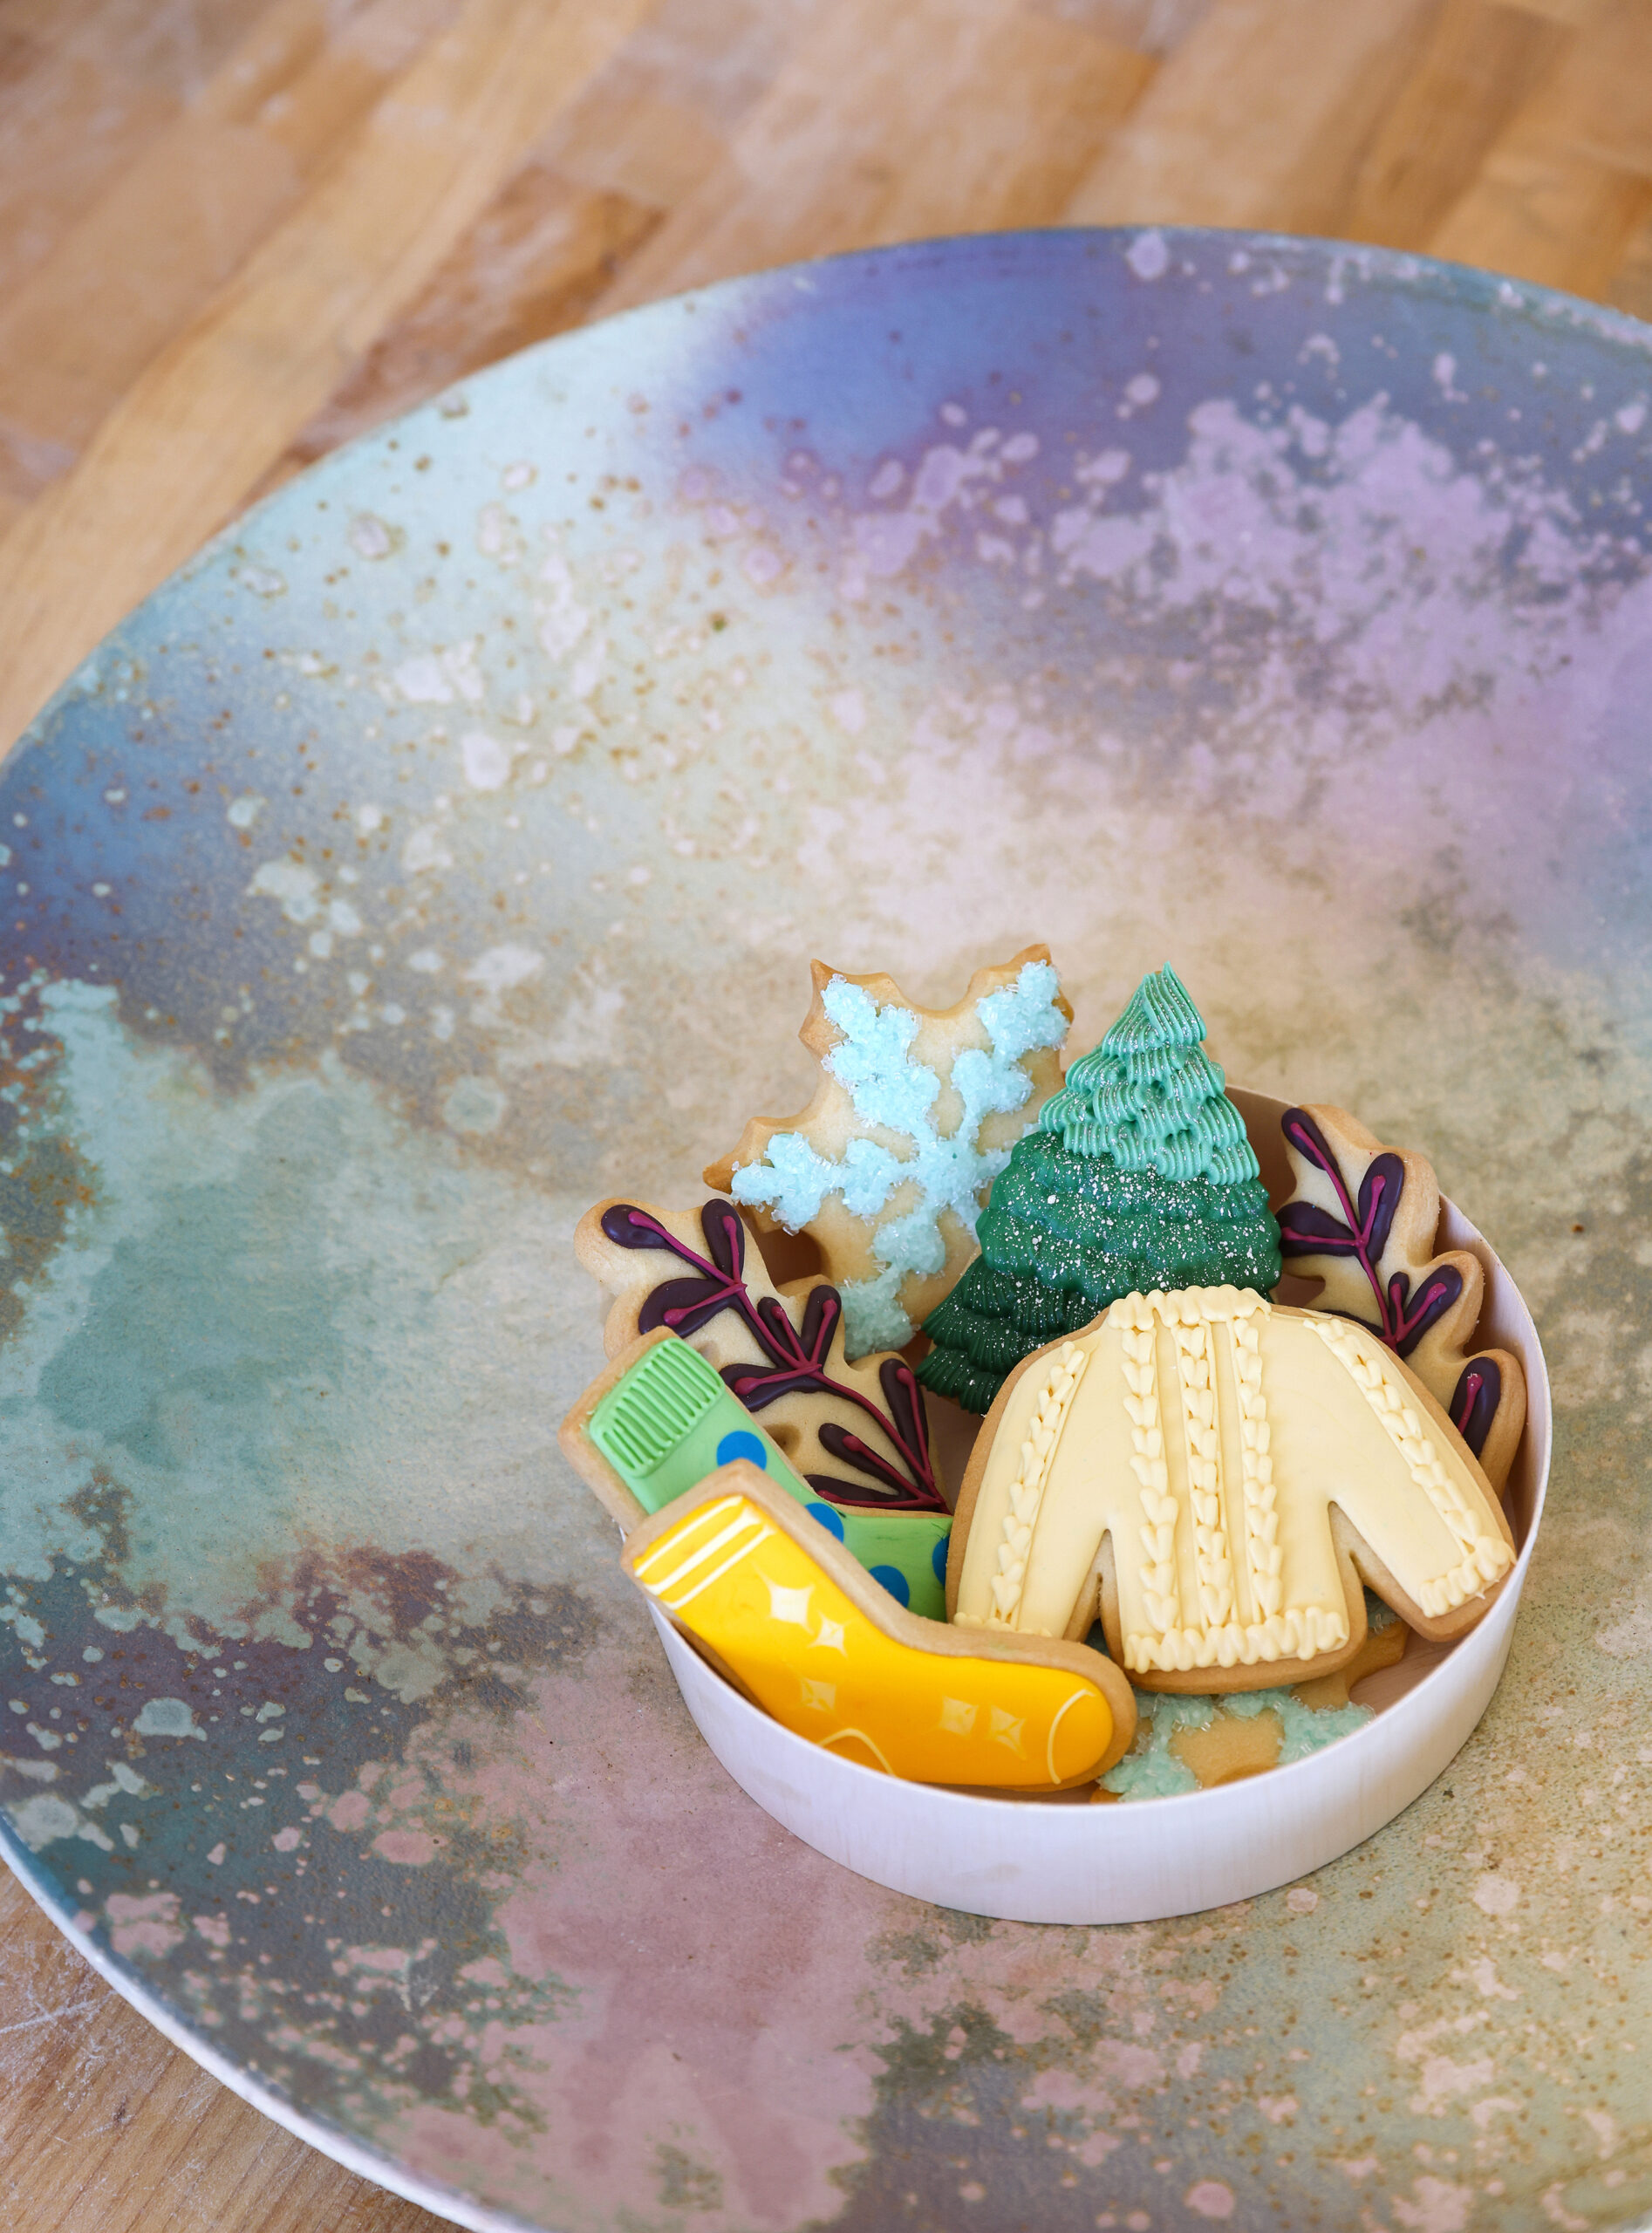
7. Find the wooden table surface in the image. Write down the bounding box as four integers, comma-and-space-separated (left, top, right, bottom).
2, 1, 1649, 2226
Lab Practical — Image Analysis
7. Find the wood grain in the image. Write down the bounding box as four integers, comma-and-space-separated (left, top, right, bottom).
0, 0, 656, 755
3, 1, 1651, 2224
1064, 0, 1445, 232
0, 1868, 447, 2232
0, 0, 462, 491
1430, 0, 1652, 294
6, 0, 1652, 755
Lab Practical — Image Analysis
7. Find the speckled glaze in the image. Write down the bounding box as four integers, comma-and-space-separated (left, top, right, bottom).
1, 230, 1649, 2233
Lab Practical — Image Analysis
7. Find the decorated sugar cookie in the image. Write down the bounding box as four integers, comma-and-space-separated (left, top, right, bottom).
561, 1327, 952, 1618
625, 1462, 1136, 1788
576, 1197, 946, 1514
919, 966, 1280, 1414
947, 1287, 1515, 1694
1095, 1605, 1410, 1800
1278, 1104, 1526, 1492
703, 946, 1072, 1357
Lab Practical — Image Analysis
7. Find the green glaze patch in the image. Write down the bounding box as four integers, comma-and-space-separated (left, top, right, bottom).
0, 980, 604, 1644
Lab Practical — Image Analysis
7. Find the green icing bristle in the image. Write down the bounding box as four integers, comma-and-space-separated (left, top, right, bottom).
592, 1338, 724, 1478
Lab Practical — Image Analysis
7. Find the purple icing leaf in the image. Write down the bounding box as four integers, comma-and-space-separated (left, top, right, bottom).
601, 1202, 684, 1253
1280, 1115, 1496, 1456
603, 1198, 944, 1512
1451, 1356, 1503, 1460
808, 1427, 927, 1506
636, 1274, 739, 1340
618, 1204, 754, 1342
1279, 1110, 1454, 1353
1276, 1201, 1363, 1250
877, 1356, 931, 1467
722, 1288, 842, 1410
801, 1357, 942, 1507
1384, 1261, 1465, 1359
1356, 1153, 1404, 1267
1278, 1111, 1406, 1313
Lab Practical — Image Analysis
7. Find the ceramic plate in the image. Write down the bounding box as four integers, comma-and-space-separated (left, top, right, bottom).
2, 230, 1649, 2233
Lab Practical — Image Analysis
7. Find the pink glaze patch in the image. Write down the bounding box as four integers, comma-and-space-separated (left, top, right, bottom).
385, 1635, 1198, 2230
371, 1827, 436, 1865
391, 1638, 883, 2228
106, 1891, 184, 1960
328, 1790, 372, 1833
1186, 2180, 1236, 2219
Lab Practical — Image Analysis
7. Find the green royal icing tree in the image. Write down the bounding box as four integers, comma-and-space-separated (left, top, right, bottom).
917, 965, 1281, 1415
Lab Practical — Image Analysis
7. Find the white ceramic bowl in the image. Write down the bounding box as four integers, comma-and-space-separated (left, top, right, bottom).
649, 1091, 1550, 1924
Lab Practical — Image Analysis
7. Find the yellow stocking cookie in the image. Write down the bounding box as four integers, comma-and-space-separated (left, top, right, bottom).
625, 1463, 1135, 1789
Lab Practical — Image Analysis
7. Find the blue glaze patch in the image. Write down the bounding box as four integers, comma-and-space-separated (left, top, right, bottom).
932, 1531, 951, 1581
869, 1564, 910, 1607
805, 1499, 846, 1539
715, 1430, 768, 1470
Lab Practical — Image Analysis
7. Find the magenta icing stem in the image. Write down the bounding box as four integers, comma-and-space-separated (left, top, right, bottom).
1278, 1110, 1464, 1363
603, 1201, 943, 1511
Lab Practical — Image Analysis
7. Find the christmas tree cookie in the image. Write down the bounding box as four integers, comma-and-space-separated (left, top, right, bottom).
918, 966, 1281, 1414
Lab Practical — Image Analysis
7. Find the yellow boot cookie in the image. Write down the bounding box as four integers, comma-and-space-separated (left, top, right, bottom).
625, 1462, 1135, 1789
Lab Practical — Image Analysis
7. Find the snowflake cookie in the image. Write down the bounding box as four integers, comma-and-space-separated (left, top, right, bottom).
703, 946, 1073, 1358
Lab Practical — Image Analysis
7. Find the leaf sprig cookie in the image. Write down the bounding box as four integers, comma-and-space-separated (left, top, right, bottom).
1277, 1104, 1526, 1491
575, 1195, 945, 1513
703, 946, 1072, 1358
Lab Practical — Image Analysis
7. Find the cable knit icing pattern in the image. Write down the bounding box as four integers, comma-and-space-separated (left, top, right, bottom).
952, 1287, 1515, 1687
1228, 1310, 1281, 1626
984, 1341, 1088, 1629
1120, 1308, 1180, 1641
1306, 1315, 1513, 1616
1106, 1291, 1348, 1675
1173, 1315, 1231, 1629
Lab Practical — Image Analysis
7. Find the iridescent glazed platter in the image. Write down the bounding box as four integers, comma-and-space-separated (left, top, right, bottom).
2, 229, 1649, 2232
